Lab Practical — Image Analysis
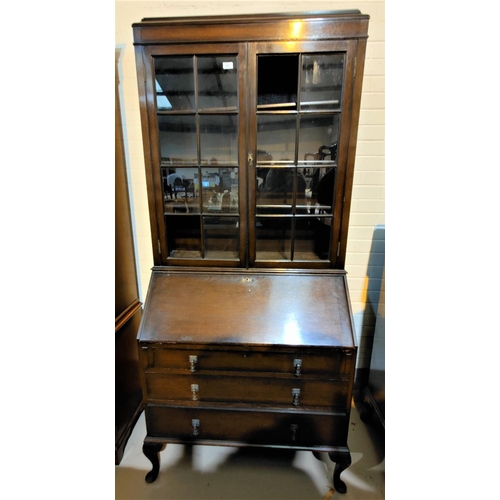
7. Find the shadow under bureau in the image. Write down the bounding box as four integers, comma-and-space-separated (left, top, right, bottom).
137, 268, 357, 493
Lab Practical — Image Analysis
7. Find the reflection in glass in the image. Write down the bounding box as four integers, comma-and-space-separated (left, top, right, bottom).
257, 168, 308, 211
299, 166, 336, 213
200, 115, 238, 165
165, 215, 201, 258
257, 115, 296, 162
158, 115, 197, 164
300, 54, 344, 110
204, 216, 239, 259
155, 57, 194, 111
201, 167, 239, 213
197, 56, 238, 110
298, 114, 340, 163
256, 217, 292, 261
162, 167, 199, 214
257, 168, 294, 208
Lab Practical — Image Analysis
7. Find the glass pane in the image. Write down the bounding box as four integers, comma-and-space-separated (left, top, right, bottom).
294, 217, 332, 261
155, 57, 194, 111
257, 55, 298, 109
257, 115, 296, 162
257, 168, 294, 211
300, 54, 344, 110
204, 216, 239, 259
197, 56, 238, 110
256, 217, 292, 260
301, 166, 336, 213
200, 115, 238, 165
162, 167, 199, 214
201, 167, 239, 213
165, 215, 201, 258
158, 115, 197, 165
299, 114, 340, 163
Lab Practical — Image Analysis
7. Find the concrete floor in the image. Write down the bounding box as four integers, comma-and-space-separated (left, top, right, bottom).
116, 400, 384, 499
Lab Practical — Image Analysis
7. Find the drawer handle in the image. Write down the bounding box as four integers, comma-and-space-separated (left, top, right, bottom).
189, 355, 198, 373
192, 419, 200, 436
293, 359, 302, 376
292, 388, 300, 406
290, 424, 299, 441
191, 384, 199, 401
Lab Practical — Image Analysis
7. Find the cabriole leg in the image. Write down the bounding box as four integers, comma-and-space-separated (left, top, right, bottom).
142, 442, 163, 483
328, 449, 352, 494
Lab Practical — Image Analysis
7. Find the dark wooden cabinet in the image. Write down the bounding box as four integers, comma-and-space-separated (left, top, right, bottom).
115, 49, 143, 464
132, 10, 369, 493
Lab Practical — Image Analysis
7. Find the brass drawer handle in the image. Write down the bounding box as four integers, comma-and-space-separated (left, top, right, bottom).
290, 424, 299, 441
189, 355, 198, 373
191, 384, 199, 401
293, 359, 302, 376
292, 388, 300, 406
192, 419, 200, 436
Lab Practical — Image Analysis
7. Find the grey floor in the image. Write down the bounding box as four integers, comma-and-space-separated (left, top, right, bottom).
116, 400, 384, 500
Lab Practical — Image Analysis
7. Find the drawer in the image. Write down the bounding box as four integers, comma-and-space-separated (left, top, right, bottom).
143, 345, 353, 378
146, 372, 349, 409
146, 404, 349, 448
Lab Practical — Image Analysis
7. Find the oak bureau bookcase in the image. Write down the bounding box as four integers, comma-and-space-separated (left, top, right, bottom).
132, 10, 369, 493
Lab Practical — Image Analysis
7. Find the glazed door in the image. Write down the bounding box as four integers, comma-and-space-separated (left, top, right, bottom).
138, 40, 359, 268
247, 41, 357, 268
140, 43, 248, 266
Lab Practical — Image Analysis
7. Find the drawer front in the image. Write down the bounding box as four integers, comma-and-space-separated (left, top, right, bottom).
146, 372, 349, 409
146, 404, 349, 447
145, 345, 352, 378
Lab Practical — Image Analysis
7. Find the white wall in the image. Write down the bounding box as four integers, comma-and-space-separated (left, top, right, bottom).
115, 0, 385, 372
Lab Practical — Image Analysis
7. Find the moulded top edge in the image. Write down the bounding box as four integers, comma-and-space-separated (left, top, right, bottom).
132, 14, 369, 45
132, 10, 368, 27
